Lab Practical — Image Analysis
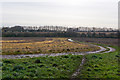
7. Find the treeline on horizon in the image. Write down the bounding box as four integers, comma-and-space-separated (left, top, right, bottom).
2, 26, 119, 38
2, 32, 119, 38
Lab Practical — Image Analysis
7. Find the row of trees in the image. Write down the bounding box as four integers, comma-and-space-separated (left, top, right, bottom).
2, 26, 119, 32
2, 32, 119, 38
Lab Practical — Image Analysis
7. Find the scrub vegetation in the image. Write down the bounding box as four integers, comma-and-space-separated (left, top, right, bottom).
2, 37, 100, 55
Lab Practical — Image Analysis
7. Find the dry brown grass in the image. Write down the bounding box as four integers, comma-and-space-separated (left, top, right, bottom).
2, 37, 100, 55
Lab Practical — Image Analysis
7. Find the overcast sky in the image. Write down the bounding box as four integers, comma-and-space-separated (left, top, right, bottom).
0, 0, 119, 28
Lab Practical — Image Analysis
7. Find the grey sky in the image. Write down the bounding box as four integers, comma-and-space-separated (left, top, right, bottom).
0, 0, 119, 28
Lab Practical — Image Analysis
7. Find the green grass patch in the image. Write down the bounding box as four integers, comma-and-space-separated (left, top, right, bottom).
2, 54, 82, 79
77, 46, 120, 79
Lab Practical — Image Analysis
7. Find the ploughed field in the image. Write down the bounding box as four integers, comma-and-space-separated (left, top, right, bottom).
2, 37, 100, 55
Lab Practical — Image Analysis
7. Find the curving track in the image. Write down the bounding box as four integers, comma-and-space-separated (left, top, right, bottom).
70, 39, 116, 78
0, 39, 116, 78
0, 39, 115, 59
